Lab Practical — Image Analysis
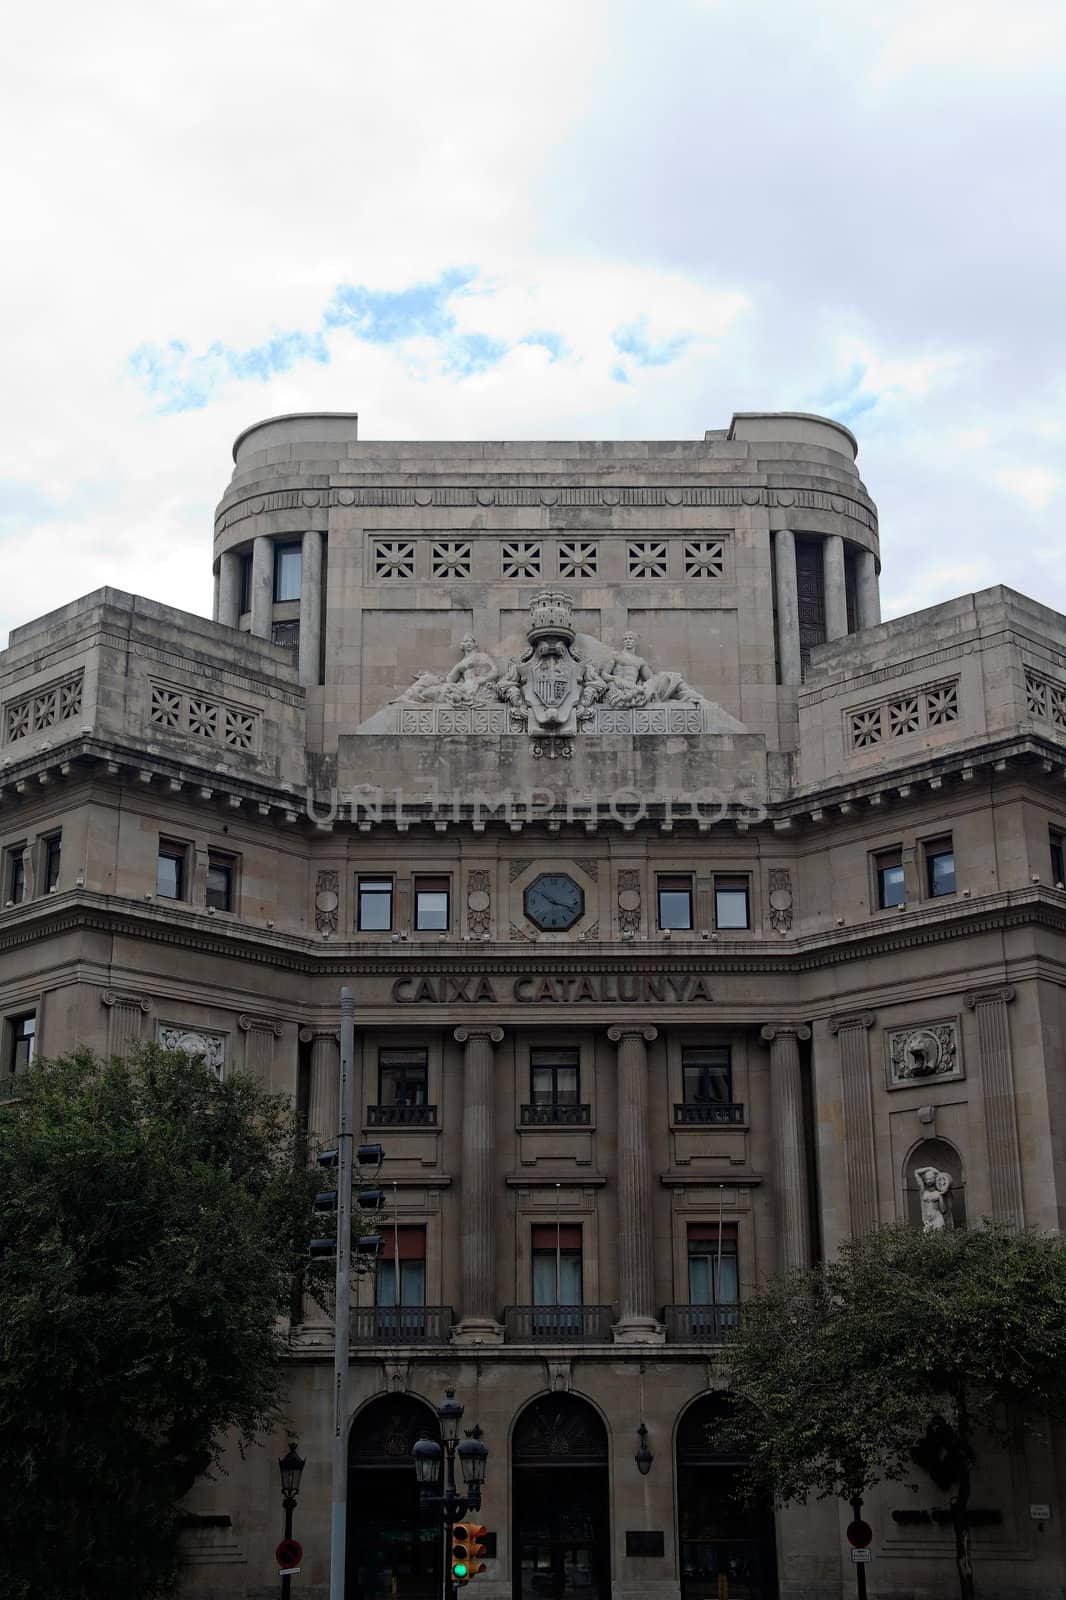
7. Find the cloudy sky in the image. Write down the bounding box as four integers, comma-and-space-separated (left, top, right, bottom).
3, 0, 1064, 640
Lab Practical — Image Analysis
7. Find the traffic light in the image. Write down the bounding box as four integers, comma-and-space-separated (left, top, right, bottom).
451, 1522, 488, 1585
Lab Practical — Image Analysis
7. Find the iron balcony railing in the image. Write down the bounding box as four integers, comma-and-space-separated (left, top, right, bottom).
663, 1304, 740, 1342
350, 1306, 454, 1344
504, 1305, 614, 1344
520, 1102, 592, 1125
367, 1103, 438, 1127
672, 1102, 745, 1125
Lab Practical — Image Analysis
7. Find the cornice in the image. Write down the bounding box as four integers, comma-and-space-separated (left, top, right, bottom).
3, 885, 1065, 980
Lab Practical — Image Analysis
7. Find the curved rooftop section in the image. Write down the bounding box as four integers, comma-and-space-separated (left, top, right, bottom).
727, 411, 858, 461
233, 411, 359, 463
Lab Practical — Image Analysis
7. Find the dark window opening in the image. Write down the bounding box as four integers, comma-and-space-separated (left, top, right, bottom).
714, 875, 749, 929
206, 851, 236, 912
530, 1047, 579, 1105
156, 841, 186, 900
414, 875, 449, 932
358, 877, 392, 931
273, 542, 302, 602
378, 1050, 428, 1107
876, 848, 905, 909
44, 834, 61, 892
6, 847, 25, 905
658, 873, 693, 930
531, 1224, 583, 1305
795, 536, 827, 678
8, 1013, 35, 1074
1052, 830, 1065, 887
925, 839, 956, 898
687, 1222, 739, 1305
376, 1227, 427, 1307
682, 1046, 732, 1106
238, 552, 252, 615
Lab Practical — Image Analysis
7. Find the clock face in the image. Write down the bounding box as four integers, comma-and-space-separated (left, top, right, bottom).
524, 873, 585, 931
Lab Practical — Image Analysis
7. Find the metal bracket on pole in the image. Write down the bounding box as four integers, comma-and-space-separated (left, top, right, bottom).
329, 986, 355, 1600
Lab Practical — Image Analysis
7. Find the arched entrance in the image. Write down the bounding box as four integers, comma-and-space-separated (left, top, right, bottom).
347, 1393, 441, 1600
676, 1394, 777, 1600
512, 1393, 610, 1600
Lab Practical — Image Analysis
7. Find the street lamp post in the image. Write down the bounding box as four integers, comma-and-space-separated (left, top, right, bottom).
278, 1441, 306, 1600
412, 1390, 489, 1600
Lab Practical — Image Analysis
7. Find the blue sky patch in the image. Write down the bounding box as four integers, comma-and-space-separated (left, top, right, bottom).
612, 315, 692, 368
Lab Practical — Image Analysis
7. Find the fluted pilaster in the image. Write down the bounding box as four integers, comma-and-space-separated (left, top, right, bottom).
301, 1028, 340, 1152
608, 1025, 662, 1341
101, 989, 152, 1058
454, 1026, 504, 1340
829, 1011, 878, 1236
966, 986, 1024, 1228
761, 1024, 812, 1272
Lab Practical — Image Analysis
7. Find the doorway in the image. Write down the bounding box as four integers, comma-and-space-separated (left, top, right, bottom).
512, 1394, 610, 1600
347, 1394, 442, 1600
676, 1395, 777, 1600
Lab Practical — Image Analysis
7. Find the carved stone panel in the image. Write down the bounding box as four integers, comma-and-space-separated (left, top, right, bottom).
315, 869, 339, 933
618, 868, 641, 936
157, 1023, 226, 1078
887, 1021, 961, 1089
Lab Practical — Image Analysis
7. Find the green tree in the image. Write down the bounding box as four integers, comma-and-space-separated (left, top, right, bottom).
724, 1224, 1066, 1600
0, 1045, 335, 1600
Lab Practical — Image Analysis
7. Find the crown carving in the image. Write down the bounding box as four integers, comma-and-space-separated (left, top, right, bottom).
527, 590, 575, 641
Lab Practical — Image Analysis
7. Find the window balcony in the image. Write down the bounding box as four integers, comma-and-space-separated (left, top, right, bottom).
520, 1102, 591, 1126
367, 1103, 438, 1127
504, 1305, 614, 1344
672, 1102, 745, 1125
350, 1306, 454, 1344
663, 1304, 740, 1342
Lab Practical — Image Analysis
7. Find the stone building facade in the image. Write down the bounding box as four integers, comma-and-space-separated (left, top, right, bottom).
2, 410, 1066, 1598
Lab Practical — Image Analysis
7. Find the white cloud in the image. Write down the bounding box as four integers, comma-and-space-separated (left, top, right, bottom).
996, 467, 1062, 512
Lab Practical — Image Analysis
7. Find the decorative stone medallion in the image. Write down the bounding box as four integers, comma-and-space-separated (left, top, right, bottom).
887, 1021, 960, 1088
157, 1023, 226, 1078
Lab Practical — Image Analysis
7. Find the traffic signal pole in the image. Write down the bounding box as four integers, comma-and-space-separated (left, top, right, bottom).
329, 987, 355, 1600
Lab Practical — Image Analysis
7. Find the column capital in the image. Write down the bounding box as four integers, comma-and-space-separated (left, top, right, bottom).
761, 1023, 811, 1044
965, 984, 1015, 1010
607, 1025, 658, 1044
239, 1012, 285, 1038
299, 1026, 340, 1044
101, 989, 153, 1013
454, 1025, 504, 1045
829, 1010, 875, 1035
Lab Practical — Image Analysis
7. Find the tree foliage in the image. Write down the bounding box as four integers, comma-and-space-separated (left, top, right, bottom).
724, 1224, 1066, 1600
0, 1045, 331, 1600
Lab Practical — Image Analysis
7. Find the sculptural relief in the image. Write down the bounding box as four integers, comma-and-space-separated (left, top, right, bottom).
915, 1165, 954, 1231
889, 1023, 960, 1086
377, 591, 743, 737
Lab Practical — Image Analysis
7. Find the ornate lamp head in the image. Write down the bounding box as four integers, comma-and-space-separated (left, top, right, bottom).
527, 590, 575, 644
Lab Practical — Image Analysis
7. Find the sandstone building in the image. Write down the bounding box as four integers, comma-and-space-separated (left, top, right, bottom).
3, 410, 1066, 1599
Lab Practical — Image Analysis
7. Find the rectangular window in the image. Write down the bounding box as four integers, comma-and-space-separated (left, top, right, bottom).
657, 873, 693, 930
530, 1047, 580, 1106
376, 1227, 427, 1307
238, 552, 253, 615
273, 542, 302, 603
156, 840, 187, 900
531, 1224, 583, 1305
875, 847, 905, 909
714, 875, 750, 930
681, 1045, 732, 1107
8, 1013, 35, 1075
687, 1222, 738, 1305
414, 875, 450, 932
43, 834, 61, 893
1052, 830, 1065, 888
378, 1049, 428, 1107
5, 846, 26, 905
358, 876, 393, 931
925, 838, 956, 898
206, 851, 237, 912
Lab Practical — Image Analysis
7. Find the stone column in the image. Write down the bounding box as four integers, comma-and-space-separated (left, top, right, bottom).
822, 534, 848, 641
761, 1024, 812, 1272
829, 1011, 878, 1236
302, 1028, 340, 1152
773, 528, 802, 686
217, 551, 241, 628
249, 535, 273, 640
298, 530, 323, 687
607, 1025, 663, 1342
101, 989, 153, 1058
857, 549, 881, 629
239, 1012, 284, 1087
454, 1026, 504, 1341
965, 986, 1024, 1228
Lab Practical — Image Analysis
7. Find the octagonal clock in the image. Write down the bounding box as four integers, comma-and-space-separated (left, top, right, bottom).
523, 872, 585, 932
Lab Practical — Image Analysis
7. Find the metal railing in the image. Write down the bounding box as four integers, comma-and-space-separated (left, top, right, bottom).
350, 1306, 453, 1344
520, 1102, 591, 1125
366, 1103, 438, 1126
504, 1305, 614, 1344
663, 1304, 740, 1342
672, 1102, 745, 1125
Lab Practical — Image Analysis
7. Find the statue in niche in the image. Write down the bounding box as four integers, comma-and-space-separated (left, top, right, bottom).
915, 1165, 954, 1232
601, 632, 705, 708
